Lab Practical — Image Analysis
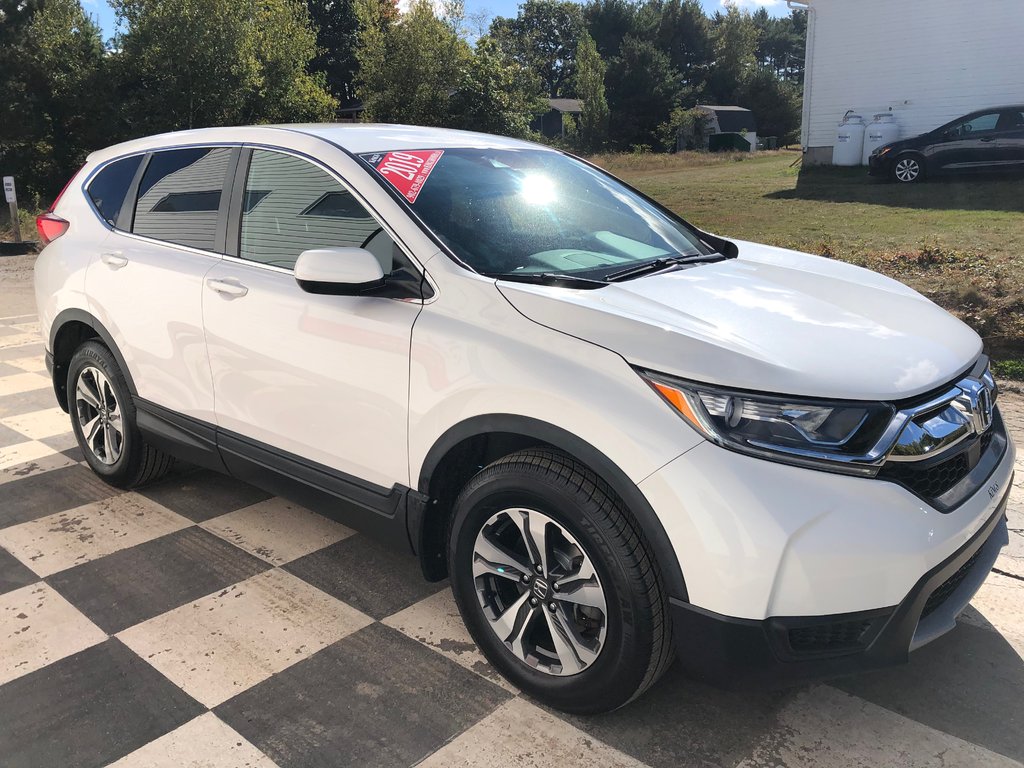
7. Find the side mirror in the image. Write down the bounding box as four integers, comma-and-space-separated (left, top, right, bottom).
294, 247, 385, 296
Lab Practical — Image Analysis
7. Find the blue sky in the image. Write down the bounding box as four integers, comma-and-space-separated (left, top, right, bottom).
83, 0, 789, 41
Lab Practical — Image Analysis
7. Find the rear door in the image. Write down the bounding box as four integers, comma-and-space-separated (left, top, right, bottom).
86, 146, 237, 423
997, 109, 1024, 168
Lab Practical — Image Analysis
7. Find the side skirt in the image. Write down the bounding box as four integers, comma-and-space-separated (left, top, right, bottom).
134, 399, 423, 553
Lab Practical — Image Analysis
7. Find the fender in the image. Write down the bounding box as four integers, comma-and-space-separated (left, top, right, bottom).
49, 308, 138, 410
417, 414, 689, 602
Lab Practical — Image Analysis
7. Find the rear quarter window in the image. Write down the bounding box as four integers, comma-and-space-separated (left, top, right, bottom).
87, 155, 143, 226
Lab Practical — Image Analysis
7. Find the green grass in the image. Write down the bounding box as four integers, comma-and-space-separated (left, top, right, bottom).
593, 150, 1024, 379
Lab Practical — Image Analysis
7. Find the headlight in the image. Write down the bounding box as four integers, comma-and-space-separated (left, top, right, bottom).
873, 146, 893, 157
639, 371, 896, 476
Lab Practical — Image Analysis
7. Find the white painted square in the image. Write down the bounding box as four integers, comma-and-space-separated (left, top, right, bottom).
1, 407, 73, 441
0, 492, 191, 577
118, 569, 372, 707
0, 439, 59, 472
0, 582, 107, 685
3, 355, 48, 373
0, 449, 78, 486
418, 697, 646, 768
107, 712, 280, 768
200, 497, 353, 566
0, 334, 39, 351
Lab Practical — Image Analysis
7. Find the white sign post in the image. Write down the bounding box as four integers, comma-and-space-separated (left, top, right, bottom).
3, 177, 22, 243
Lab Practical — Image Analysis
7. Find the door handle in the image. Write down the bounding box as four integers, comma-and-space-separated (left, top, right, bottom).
100, 252, 128, 269
206, 278, 248, 298
980, 136, 996, 142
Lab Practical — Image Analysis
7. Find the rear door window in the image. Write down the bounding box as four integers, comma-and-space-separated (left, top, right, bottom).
87, 154, 143, 226
132, 147, 233, 251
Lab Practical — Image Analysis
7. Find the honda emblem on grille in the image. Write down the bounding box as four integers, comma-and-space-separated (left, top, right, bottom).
954, 378, 995, 435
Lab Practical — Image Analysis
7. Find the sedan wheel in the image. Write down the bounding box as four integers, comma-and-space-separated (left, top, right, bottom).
893, 156, 923, 183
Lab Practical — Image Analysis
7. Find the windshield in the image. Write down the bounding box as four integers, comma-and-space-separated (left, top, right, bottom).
358, 148, 711, 279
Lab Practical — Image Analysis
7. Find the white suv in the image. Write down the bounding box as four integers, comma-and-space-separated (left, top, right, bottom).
34, 125, 1014, 712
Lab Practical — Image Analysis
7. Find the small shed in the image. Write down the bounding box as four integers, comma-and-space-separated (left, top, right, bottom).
696, 105, 758, 152
532, 98, 583, 138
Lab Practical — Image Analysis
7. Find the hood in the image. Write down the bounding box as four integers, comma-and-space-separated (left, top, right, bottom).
497, 241, 981, 401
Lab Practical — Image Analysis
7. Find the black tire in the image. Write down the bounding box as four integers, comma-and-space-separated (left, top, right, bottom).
891, 153, 926, 183
448, 448, 674, 713
67, 340, 173, 488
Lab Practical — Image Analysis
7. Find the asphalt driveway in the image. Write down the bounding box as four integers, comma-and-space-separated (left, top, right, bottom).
1, 253, 1023, 768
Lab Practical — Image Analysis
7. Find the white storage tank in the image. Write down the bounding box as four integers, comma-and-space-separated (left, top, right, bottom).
862, 113, 901, 164
832, 112, 865, 166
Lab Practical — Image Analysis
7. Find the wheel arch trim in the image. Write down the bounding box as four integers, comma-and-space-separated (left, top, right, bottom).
417, 413, 689, 601
50, 308, 138, 410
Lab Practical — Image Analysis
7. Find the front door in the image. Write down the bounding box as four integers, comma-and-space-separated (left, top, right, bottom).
202, 148, 423, 490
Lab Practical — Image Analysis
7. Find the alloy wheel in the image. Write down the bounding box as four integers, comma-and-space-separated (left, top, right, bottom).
75, 365, 123, 465
894, 157, 921, 182
471, 507, 608, 676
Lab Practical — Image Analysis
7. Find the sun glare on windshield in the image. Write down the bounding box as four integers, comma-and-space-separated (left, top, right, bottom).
519, 174, 557, 205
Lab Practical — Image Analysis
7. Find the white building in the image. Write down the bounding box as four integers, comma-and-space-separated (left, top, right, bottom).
796, 0, 1024, 164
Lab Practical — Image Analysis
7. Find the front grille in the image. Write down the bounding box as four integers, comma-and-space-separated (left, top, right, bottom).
921, 545, 985, 619
788, 619, 873, 654
880, 431, 993, 501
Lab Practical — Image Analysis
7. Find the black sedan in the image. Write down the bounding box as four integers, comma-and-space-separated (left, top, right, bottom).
869, 106, 1024, 183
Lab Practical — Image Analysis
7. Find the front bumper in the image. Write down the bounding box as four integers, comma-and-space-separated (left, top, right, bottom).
868, 152, 892, 176
640, 402, 1014, 686
670, 494, 1009, 688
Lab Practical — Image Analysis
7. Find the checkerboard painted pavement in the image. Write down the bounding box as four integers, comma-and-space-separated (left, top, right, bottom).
1, 309, 1023, 768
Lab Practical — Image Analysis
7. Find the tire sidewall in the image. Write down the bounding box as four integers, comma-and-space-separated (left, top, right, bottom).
67, 342, 141, 483
449, 469, 654, 712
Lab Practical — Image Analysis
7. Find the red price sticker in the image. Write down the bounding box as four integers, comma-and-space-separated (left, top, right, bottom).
362, 149, 444, 204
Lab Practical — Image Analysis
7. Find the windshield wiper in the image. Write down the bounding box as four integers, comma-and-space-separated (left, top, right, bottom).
489, 272, 608, 290
603, 252, 728, 282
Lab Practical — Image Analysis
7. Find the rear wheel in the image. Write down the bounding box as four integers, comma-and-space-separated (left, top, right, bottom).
68, 341, 173, 488
448, 449, 674, 713
892, 154, 925, 183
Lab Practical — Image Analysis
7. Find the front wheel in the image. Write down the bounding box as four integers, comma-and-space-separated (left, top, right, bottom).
892, 154, 925, 183
448, 449, 674, 713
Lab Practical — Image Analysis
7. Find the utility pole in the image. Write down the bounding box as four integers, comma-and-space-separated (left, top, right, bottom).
3, 177, 22, 243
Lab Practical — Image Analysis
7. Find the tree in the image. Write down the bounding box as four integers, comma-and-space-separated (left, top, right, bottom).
737, 67, 801, 144
357, 0, 544, 136
646, 0, 711, 94
706, 6, 758, 104
111, 0, 335, 135
450, 37, 547, 138
306, 0, 361, 107
582, 0, 638, 60
657, 106, 711, 151
0, 0, 110, 201
574, 31, 609, 152
604, 36, 682, 150
356, 0, 469, 125
489, 0, 584, 97
752, 7, 805, 82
